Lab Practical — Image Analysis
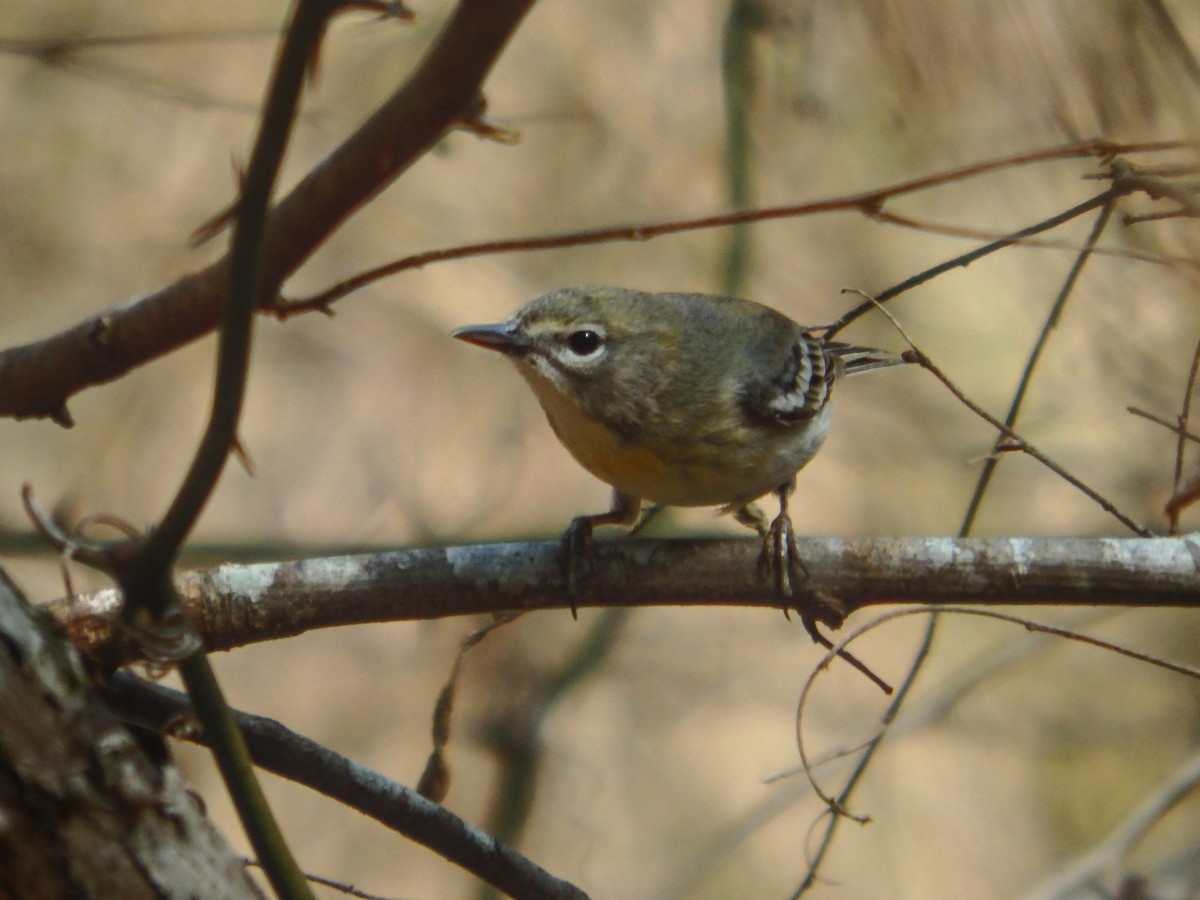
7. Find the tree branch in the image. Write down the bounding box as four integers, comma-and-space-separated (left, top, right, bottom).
48, 536, 1200, 661
0, 0, 538, 424
106, 673, 591, 900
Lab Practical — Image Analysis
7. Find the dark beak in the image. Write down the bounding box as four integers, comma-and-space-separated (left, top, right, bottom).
451, 322, 530, 356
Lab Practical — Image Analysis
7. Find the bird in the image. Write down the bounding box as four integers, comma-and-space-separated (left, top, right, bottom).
453, 285, 904, 668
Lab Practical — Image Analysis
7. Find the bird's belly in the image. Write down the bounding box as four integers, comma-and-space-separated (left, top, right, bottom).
541, 396, 830, 508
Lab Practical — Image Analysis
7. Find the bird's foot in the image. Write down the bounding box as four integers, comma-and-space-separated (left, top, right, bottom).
558, 490, 641, 620
757, 506, 810, 601
754, 502, 892, 695
559, 515, 596, 620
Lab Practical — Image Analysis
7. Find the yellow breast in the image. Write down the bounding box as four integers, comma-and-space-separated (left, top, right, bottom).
523, 365, 820, 508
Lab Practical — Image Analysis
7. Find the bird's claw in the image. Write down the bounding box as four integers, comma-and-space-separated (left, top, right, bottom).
559, 515, 595, 619
757, 508, 809, 602
756, 507, 891, 695
757, 514, 839, 631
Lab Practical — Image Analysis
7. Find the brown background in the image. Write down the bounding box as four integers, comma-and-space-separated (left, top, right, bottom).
2, 1, 1200, 897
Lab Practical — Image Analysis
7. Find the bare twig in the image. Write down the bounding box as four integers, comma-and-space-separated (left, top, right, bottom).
243, 860, 393, 900
828, 190, 1117, 336
790, 583, 937, 897
21, 483, 114, 570
2, 139, 1189, 421
417, 612, 521, 801
1127, 405, 1200, 445
799, 260, 1139, 891
286, 140, 1188, 315
793, 606, 1200, 827
105, 3, 339, 896
959, 199, 1115, 534
1167, 338, 1200, 531
663, 611, 1113, 899
868, 207, 1200, 273
851, 292, 1151, 536
915, 349, 1151, 535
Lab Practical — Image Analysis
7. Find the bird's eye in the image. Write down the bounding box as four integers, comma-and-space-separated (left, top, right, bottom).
566, 329, 603, 356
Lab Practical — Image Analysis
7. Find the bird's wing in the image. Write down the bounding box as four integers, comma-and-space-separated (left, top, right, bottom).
741, 333, 836, 424
741, 335, 905, 425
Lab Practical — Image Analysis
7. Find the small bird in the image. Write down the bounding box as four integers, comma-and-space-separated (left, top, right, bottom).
453, 285, 902, 625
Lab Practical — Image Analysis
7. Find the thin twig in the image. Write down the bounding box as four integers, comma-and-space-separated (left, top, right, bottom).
243, 860, 392, 900
828, 190, 1117, 335
113, 4, 338, 896
920, 354, 1150, 535
959, 199, 1115, 534
868, 207, 1200, 273
125, 3, 318, 594
790, 597, 937, 897
21, 483, 112, 570
418, 612, 522, 801
664, 611, 1110, 899
1168, 338, 1200, 532
855, 293, 1150, 535
284, 140, 1185, 314
1127, 405, 1200, 444
797, 244, 1139, 889
793, 606, 1200, 820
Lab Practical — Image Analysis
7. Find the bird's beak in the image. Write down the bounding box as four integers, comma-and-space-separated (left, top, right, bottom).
451, 321, 530, 356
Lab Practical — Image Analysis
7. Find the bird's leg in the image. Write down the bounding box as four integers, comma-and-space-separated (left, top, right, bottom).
765, 481, 809, 598
561, 489, 640, 619
736, 482, 893, 695
733, 481, 810, 605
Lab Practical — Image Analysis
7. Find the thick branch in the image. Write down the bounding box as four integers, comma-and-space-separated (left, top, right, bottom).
0, 0, 537, 423
49, 536, 1200, 660
0, 569, 259, 898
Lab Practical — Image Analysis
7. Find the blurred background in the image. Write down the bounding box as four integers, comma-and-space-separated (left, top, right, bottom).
2, 1, 1200, 897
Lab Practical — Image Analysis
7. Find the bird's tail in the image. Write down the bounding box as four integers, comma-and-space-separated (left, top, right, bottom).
825, 341, 908, 376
